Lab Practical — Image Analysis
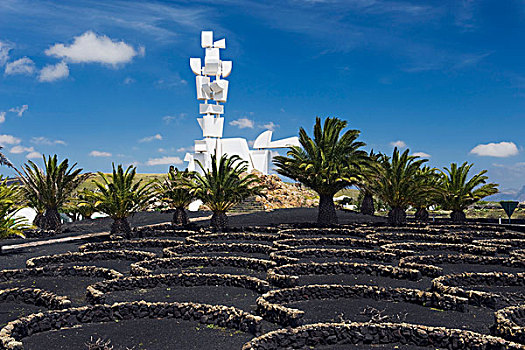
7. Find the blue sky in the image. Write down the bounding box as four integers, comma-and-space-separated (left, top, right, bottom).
0, 0, 524, 190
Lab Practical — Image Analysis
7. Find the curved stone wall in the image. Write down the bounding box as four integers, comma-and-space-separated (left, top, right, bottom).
0, 288, 70, 310
241, 322, 525, 349
163, 243, 275, 257
431, 272, 525, 308
494, 304, 525, 344
270, 248, 396, 266
0, 301, 263, 350
87, 272, 271, 304
380, 242, 498, 257
185, 232, 289, 244
131, 256, 275, 276
272, 237, 386, 250
267, 261, 421, 288
257, 284, 468, 326
399, 254, 525, 277
78, 239, 183, 252
26, 250, 157, 268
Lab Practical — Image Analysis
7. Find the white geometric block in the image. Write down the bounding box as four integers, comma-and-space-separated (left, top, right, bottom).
253, 130, 301, 149
212, 80, 229, 102
213, 38, 226, 49
199, 103, 224, 115
206, 47, 220, 60
184, 153, 194, 162
204, 63, 219, 76
190, 58, 202, 75
201, 31, 213, 48
250, 149, 271, 174
196, 76, 211, 100
221, 61, 232, 78
210, 79, 226, 92
198, 115, 224, 137
204, 48, 220, 75
253, 130, 272, 149
194, 140, 208, 153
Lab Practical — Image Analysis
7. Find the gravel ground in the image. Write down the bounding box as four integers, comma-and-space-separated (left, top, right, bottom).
22, 318, 255, 350
1, 210, 521, 350
105, 285, 261, 314
286, 298, 494, 334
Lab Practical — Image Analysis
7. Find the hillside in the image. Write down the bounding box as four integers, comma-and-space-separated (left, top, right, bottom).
487, 185, 525, 202
78, 173, 166, 191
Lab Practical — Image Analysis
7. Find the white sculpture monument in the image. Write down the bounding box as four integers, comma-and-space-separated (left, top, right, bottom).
184, 31, 299, 175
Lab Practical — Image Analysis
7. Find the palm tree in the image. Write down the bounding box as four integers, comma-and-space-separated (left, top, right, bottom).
0, 176, 29, 238
155, 167, 194, 226
439, 162, 498, 222
370, 148, 429, 226
63, 189, 97, 221
274, 117, 368, 225
18, 155, 88, 232
85, 164, 155, 237
0, 146, 13, 168
191, 154, 265, 231
412, 166, 441, 222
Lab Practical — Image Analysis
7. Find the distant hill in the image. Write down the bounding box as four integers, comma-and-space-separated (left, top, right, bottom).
487, 185, 525, 202
78, 173, 165, 191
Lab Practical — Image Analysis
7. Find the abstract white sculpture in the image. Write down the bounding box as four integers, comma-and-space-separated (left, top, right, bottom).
185, 31, 299, 175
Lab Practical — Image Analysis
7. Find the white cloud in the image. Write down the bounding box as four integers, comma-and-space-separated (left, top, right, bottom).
390, 140, 407, 148
470, 141, 519, 158
10, 145, 34, 154
9, 104, 28, 117
262, 122, 279, 131
155, 75, 187, 88
412, 151, 431, 158
0, 134, 21, 145
176, 146, 193, 153
123, 77, 135, 84
229, 118, 255, 129
26, 151, 41, 159
0, 41, 11, 66
0, 112, 5, 124
30, 137, 66, 145
139, 133, 162, 143
45, 31, 142, 66
89, 150, 112, 157
163, 113, 186, 124
39, 61, 69, 82
4, 57, 35, 75
146, 156, 183, 166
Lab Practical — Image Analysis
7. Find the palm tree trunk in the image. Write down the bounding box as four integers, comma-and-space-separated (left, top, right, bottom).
388, 207, 406, 226
111, 218, 132, 238
318, 194, 338, 225
42, 208, 62, 232
33, 212, 45, 228
450, 210, 466, 223
172, 207, 189, 226
211, 211, 228, 231
360, 192, 375, 215
415, 207, 429, 222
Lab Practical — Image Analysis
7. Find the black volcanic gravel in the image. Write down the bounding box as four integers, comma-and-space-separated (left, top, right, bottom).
22, 318, 254, 350
105, 285, 261, 313
286, 298, 494, 334
0, 302, 42, 329
0, 276, 102, 305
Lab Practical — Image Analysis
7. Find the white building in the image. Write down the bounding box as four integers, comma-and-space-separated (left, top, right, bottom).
184, 31, 299, 175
